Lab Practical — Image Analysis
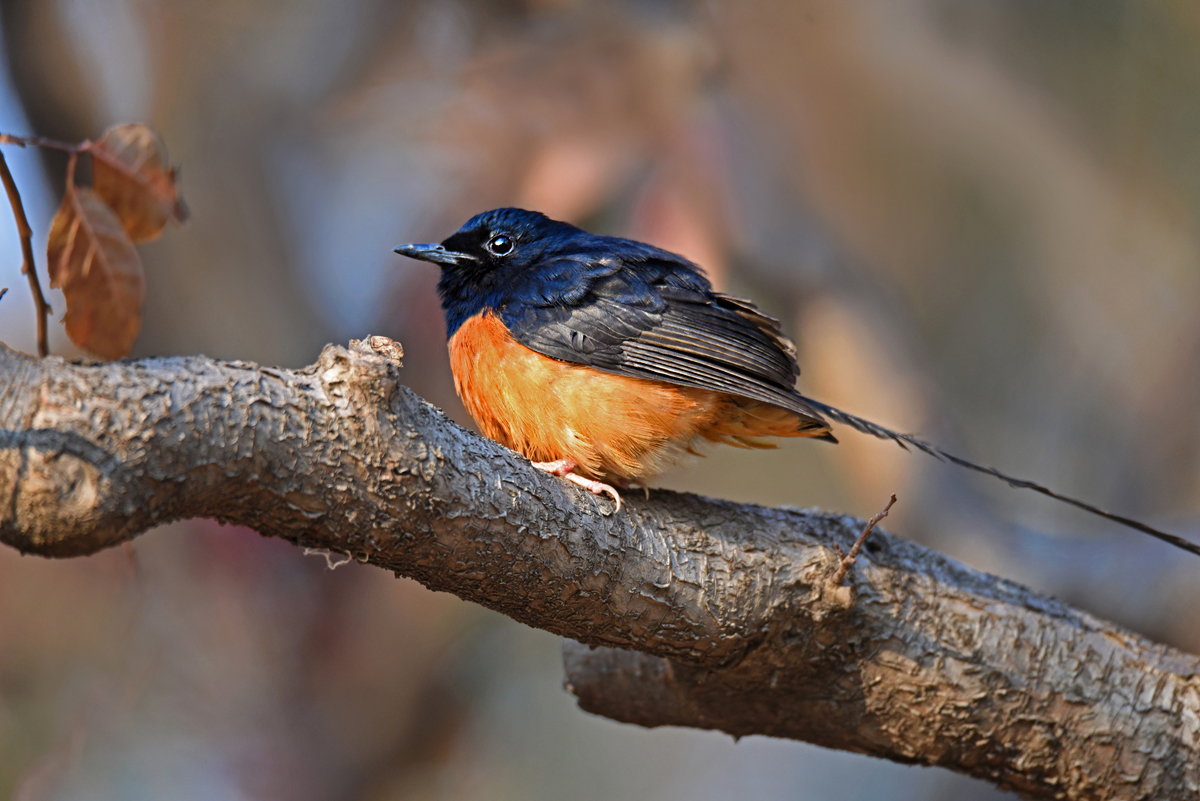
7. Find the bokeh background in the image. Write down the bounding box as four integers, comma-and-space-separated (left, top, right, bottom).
2, 1, 1199, 799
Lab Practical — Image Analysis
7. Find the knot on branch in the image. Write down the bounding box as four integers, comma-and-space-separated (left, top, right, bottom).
815, 552, 857, 616
0, 430, 114, 556
315, 336, 405, 411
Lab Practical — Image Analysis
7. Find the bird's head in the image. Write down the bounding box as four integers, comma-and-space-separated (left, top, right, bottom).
394, 208, 581, 275
394, 208, 586, 336
395, 207, 706, 338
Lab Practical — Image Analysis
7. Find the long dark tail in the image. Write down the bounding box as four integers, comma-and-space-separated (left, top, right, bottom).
801, 397, 1200, 558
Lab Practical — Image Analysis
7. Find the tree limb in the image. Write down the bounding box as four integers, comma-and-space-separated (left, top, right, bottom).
0, 339, 1197, 800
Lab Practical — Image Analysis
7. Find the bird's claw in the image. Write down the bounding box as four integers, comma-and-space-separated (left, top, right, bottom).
561, 472, 622, 513
532, 459, 622, 512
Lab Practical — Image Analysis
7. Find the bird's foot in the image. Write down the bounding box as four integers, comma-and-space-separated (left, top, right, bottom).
532, 458, 576, 476
532, 459, 622, 512
561, 472, 622, 512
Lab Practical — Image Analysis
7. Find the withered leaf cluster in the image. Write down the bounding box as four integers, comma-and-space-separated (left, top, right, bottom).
46, 124, 187, 359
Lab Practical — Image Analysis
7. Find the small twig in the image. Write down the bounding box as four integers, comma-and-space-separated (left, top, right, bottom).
0, 149, 49, 356
832, 493, 897, 585
0, 133, 82, 153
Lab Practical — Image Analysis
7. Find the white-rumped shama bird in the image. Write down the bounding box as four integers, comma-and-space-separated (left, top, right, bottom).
396, 208, 1199, 557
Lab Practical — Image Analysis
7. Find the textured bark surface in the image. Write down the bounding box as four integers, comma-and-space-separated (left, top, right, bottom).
1, 339, 1198, 800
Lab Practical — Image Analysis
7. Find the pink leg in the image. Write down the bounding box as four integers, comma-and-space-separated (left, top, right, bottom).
531, 458, 576, 476
532, 458, 622, 511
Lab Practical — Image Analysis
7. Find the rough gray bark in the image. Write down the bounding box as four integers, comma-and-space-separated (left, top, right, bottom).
0, 338, 1197, 801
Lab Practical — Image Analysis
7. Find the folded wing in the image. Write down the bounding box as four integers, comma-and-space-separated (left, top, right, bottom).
503, 261, 829, 432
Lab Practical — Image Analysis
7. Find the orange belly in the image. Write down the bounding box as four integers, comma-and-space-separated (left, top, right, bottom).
449, 311, 824, 482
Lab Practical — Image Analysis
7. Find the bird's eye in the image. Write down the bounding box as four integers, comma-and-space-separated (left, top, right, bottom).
487, 234, 514, 256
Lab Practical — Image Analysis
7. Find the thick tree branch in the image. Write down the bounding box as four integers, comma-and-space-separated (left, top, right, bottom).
0, 339, 1197, 800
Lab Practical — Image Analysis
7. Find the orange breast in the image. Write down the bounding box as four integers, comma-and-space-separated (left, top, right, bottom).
448, 311, 826, 482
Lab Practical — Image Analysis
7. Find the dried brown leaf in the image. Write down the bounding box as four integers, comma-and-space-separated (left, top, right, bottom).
47, 187, 144, 359
89, 123, 187, 243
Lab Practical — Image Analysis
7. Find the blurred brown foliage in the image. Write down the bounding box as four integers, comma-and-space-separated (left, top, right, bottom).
1, 1, 1199, 800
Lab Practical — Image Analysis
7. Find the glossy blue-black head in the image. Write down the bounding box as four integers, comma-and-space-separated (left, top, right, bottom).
394, 208, 589, 336
395, 207, 710, 339
394, 208, 582, 272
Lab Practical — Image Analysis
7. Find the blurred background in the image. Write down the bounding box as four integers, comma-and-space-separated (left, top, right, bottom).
1, 1, 1199, 798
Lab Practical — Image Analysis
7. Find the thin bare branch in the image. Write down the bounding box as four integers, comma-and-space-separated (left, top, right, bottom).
0, 149, 49, 356
0, 133, 83, 153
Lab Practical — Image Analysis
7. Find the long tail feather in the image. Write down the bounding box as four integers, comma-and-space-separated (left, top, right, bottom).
801, 397, 1200, 558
